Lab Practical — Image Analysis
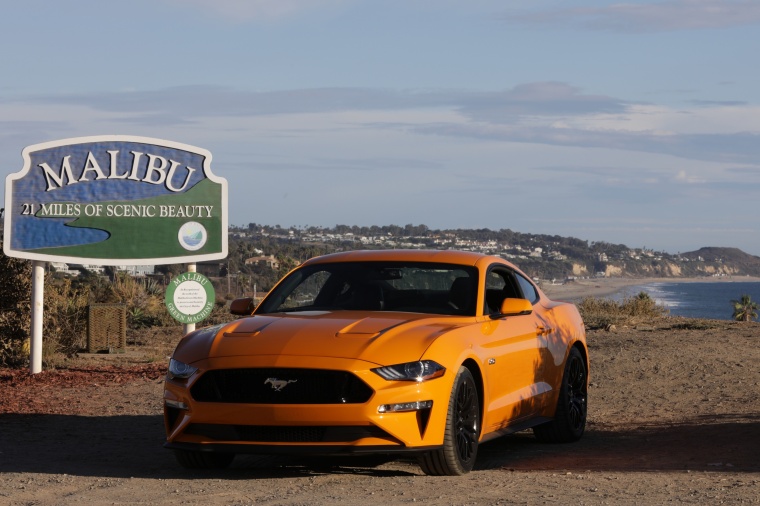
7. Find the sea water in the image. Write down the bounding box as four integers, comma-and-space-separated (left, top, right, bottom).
616, 281, 760, 321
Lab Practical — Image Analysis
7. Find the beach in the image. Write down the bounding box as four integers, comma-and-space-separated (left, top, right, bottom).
540, 275, 760, 302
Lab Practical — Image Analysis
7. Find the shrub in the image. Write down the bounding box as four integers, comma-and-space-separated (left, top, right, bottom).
104, 273, 171, 329
0, 249, 91, 364
43, 277, 89, 358
0, 250, 32, 366
203, 301, 242, 326
577, 291, 668, 329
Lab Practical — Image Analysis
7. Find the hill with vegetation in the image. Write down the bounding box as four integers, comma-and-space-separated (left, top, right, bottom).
219, 224, 760, 293
2, 224, 759, 367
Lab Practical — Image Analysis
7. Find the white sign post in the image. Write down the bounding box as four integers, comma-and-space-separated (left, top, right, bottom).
30, 261, 45, 374
184, 263, 197, 335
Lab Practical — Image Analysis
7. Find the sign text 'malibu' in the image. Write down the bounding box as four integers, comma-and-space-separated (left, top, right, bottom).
3, 136, 228, 265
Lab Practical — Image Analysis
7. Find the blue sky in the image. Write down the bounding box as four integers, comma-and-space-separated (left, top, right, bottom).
2, 0, 759, 255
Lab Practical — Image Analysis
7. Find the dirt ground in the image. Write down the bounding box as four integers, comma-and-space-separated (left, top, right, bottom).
1, 319, 759, 505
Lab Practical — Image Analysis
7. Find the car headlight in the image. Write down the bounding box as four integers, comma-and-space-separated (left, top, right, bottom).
372, 360, 445, 382
168, 359, 198, 379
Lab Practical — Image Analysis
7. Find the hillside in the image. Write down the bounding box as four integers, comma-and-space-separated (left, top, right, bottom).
224, 224, 760, 289
6, 216, 758, 290
680, 247, 760, 274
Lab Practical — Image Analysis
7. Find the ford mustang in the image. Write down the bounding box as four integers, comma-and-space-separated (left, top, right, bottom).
163, 250, 588, 475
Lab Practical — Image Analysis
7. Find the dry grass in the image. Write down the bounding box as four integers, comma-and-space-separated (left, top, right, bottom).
577, 292, 669, 329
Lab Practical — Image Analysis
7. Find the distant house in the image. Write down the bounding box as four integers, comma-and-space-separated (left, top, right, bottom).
49, 262, 80, 277
245, 255, 279, 270
66, 264, 106, 275
115, 265, 155, 276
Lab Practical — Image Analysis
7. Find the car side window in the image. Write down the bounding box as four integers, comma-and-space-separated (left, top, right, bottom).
279, 270, 334, 310
515, 273, 539, 304
484, 267, 521, 314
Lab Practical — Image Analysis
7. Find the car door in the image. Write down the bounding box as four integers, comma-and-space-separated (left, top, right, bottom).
480, 266, 547, 433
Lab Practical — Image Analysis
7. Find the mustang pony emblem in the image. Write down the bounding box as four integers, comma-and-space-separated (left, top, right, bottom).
264, 378, 297, 391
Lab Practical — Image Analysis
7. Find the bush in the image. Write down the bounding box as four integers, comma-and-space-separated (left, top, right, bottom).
103, 273, 172, 329
198, 301, 239, 326
0, 252, 181, 367
43, 277, 89, 358
0, 249, 91, 364
577, 291, 668, 329
0, 250, 32, 366
42, 273, 170, 359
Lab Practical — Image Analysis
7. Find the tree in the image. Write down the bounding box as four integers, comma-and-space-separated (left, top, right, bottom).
731, 294, 758, 322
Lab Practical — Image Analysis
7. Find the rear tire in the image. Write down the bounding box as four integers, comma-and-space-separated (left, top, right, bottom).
534, 347, 587, 443
174, 449, 235, 469
418, 366, 480, 476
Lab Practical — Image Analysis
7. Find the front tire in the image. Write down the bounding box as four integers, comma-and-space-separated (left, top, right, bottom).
418, 366, 480, 476
534, 346, 587, 443
174, 449, 235, 469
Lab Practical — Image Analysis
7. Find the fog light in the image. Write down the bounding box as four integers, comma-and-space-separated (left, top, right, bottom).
165, 399, 189, 410
378, 400, 433, 413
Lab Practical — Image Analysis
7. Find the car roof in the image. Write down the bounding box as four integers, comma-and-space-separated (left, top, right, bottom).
301, 249, 507, 268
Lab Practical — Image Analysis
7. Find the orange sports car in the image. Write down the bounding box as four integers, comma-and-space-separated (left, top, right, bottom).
164, 250, 588, 475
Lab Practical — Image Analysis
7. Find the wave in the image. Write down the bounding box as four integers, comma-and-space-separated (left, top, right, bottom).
614, 281, 760, 320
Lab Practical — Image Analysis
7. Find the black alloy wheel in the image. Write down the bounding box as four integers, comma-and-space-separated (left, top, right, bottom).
565, 349, 587, 433
534, 346, 587, 443
418, 366, 481, 476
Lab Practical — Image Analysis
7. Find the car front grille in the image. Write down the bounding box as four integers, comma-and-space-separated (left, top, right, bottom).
190, 368, 374, 404
184, 423, 392, 443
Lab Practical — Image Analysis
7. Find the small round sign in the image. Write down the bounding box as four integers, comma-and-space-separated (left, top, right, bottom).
165, 271, 216, 324
178, 221, 208, 251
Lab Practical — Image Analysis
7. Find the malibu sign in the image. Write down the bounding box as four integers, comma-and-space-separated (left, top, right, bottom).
4, 136, 228, 264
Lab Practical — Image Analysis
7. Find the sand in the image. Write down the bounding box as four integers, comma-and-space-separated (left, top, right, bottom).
540, 275, 760, 302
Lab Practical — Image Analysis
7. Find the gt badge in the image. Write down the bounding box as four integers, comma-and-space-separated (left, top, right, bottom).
265, 378, 297, 391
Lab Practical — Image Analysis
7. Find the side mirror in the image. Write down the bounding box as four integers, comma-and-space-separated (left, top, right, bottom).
230, 297, 255, 315
491, 298, 533, 319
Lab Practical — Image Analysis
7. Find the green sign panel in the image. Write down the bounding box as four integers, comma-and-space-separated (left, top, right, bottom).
165, 272, 216, 324
3, 136, 228, 264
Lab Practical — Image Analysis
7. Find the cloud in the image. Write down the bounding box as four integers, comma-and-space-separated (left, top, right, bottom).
690, 99, 748, 106
24, 86, 456, 120
456, 82, 630, 123
236, 156, 444, 173
161, 0, 349, 21
409, 121, 760, 164
21, 83, 631, 123
674, 169, 706, 183
5, 82, 759, 165
504, 0, 760, 33
726, 166, 760, 177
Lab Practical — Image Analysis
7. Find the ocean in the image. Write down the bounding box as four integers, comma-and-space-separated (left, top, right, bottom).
615, 280, 760, 321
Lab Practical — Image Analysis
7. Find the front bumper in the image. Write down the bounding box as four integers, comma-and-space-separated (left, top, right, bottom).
164, 441, 442, 456
164, 355, 454, 452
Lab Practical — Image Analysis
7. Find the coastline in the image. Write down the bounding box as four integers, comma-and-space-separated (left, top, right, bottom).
540, 275, 760, 302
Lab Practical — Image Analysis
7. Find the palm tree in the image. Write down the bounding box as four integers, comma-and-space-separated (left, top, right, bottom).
731, 294, 759, 322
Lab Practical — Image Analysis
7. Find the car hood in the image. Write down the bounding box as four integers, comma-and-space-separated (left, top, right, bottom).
174, 311, 465, 367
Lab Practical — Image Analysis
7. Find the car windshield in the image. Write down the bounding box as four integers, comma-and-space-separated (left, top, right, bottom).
256, 261, 479, 316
